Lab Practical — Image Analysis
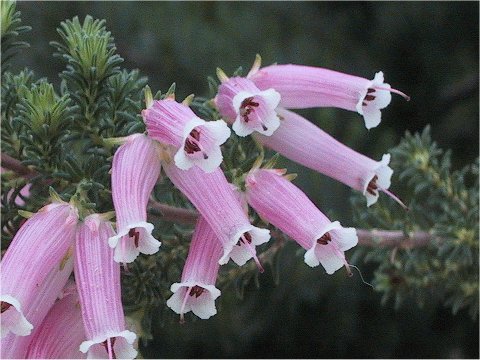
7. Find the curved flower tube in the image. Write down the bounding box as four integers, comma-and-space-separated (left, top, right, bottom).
255, 108, 394, 206
166, 216, 222, 321
1, 252, 74, 359
0, 201, 78, 339
26, 290, 86, 359
143, 99, 230, 172
108, 133, 161, 263
215, 77, 281, 137
162, 155, 270, 268
250, 64, 409, 129
245, 168, 358, 275
75, 214, 137, 359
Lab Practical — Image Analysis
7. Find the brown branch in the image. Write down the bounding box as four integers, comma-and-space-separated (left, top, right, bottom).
357, 229, 432, 249
1, 153, 38, 179
148, 201, 198, 225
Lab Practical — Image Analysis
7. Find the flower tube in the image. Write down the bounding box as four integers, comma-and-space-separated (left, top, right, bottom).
75, 214, 137, 359
143, 98, 230, 172
162, 155, 270, 268
108, 133, 161, 263
166, 216, 222, 321
255, 108, 394, 207
245, 168, 358, 275
26, 289, 86, 359
1, 252, 74, 359
250, 64, 409, 129
215, 76, 281, 137
0, 200, 78, 339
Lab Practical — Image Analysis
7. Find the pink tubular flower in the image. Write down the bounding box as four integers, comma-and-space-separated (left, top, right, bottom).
26, 290, 86, 359
166, 216, 222, 321
0, 200, 78, 339
108, 133, 161, 263
255, 108, 394, 207
245, 168, 358, 274
75, 214, 137, 359
162, 157, 270, 268
250, 64, 409, 129
1, 252, 74, 359
142, 98, 231, 172
215, 76, 281, 137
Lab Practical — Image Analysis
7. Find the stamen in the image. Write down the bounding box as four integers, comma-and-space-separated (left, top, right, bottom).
366, 175, 379, 196
261, 124, 268, 131
129, 228, 140, 248
240, 96, 260, 123
373, 86, 411, 101
365, 94, 376, 101
179, 286, 193, 324
102, 338, 117, 359
184, 129, 203, 154
380, 188, 409, 211
348, 264, 374, 289
367, 88, 375, 93
238, 233, 264, 273
1, 301, 11, 313
189, 285, 205, 298
317, 232, 332, 245
331, 243, 352, 277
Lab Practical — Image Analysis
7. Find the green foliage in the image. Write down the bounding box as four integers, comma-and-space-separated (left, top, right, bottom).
351, 127, 479, 318
1, 0, 30, 73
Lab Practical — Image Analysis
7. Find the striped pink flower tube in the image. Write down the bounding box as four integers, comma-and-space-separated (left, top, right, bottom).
108, 133, 161, 263
215, 77, 281, 137
162, 157, 270, 269
143, 99, 231, 172
166, 216, 223, 321
250, 64, 409, 129
255, 108, 394, 207
0, 200, 78, 339
26, 289, 86, 359
75, 214, 137, 359
245, 168, 358, 275
1, 252, 74, 359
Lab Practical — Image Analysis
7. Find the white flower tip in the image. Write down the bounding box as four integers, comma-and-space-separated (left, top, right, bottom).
232, 118, 253, 137
364, 153, 393, 206
80, 330, 138, 359
0, 295, 33, 338
110, 222, 160, 263
167, 283, 220, 320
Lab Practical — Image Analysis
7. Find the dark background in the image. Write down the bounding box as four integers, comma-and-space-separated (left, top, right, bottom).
15, 2, 479, 358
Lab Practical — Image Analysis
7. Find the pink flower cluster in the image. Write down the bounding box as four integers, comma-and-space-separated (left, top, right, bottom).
1, 60, 408, 356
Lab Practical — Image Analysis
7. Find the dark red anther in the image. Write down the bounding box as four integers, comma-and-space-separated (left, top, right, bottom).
365, 94, 376, 101
317, 232, 332, 245
129, 228, 140, 248
367, 175, 379, 196
190, 129, 200, 141
1, 301, 11, 313
184, 129, 202, 154
367, 88, 375, 93
101, 337, 117, 359
189, 285, 205, 298
240, 97, 260, 123
236, 232, 252, 246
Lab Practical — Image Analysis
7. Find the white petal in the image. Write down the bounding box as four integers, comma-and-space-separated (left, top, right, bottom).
316, 244, 345, 275
205, 120, 231, 145
257, 112, 281, 136
191, 293, 217, 319
174, 148, 194, 170
248, 226, 271, 245
196, 148, 223, 173
259, 88, 281, 109
232, 91, 254, 114
232, 116, 254, 137
138, 231, 161, 255
331, 227, 358, 252
0, 295, 33, 338
228, 243, 252, 266
362, 107, 382, 130
182, 117, 206, 138
304, 247, 320, 267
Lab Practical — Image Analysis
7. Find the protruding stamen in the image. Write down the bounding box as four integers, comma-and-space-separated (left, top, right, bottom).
373, 86, 411, 101
380, 188, 409, 211
1, 301, 11, 313
238, 233, 264, 273
102, 338, 117, 359
331, 242, 352, 277
179, 286, 193, 324
317, 232, 332, 245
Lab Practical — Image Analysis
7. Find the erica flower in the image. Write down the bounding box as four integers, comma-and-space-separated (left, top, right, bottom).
108, 133, 161, 263
1, 252, 74, 359
75, 214, 137, 359
250, 64, 409, 129
0, 200, 78, 339
166, 216, 222, 322
142, 98, 230, 172
215, 75, 281, 137
245, 168, 358, 275
255, 108, 395, 207
162, 155, 270, 268
26, 289, 85, 359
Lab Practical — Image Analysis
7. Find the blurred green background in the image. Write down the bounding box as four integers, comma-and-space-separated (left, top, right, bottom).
15, 1, 478, 358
